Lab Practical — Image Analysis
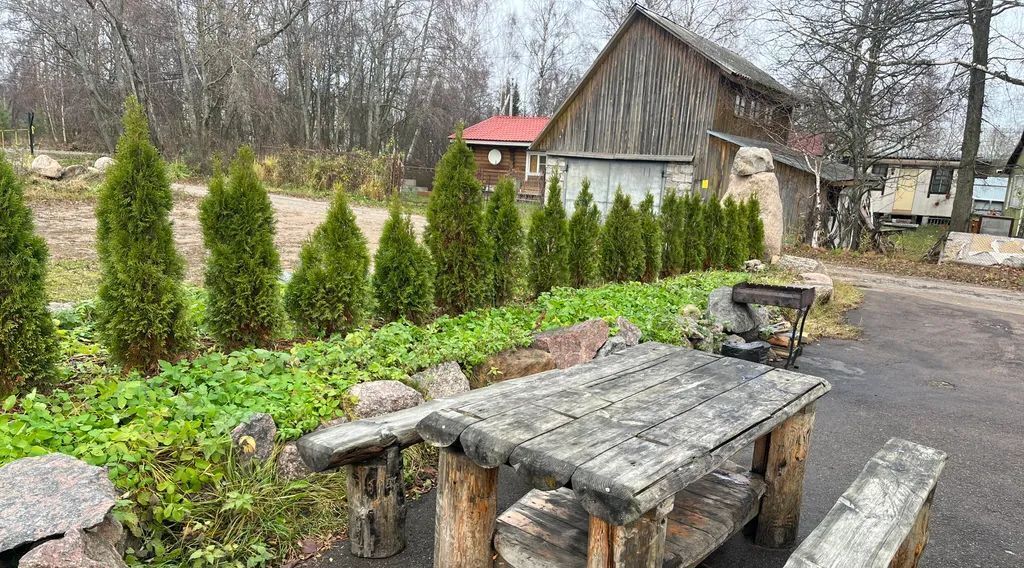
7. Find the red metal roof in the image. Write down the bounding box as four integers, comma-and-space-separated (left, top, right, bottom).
454, 115, 550, 145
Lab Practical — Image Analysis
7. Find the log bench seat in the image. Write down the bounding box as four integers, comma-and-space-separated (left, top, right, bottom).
783, 438, 947, 568
495, 439, 946, 568
494, 462, 765, 568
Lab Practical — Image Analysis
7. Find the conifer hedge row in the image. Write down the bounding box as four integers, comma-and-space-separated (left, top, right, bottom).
1, 108, 768, 391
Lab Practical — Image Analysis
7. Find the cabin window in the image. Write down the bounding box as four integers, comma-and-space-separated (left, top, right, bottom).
928, 167, 953, 195
526, 153, 546, 177
870, 164, 890, 192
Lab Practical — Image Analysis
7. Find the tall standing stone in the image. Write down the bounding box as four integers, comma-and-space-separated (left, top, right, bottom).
723, 147, 784, 258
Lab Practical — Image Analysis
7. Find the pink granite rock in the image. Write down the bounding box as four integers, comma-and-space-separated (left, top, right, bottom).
531, 318, 610, 369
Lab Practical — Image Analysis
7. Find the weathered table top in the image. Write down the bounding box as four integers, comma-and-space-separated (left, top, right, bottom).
417, 342, 831, 525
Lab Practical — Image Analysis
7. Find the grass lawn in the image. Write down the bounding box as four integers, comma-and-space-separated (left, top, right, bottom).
46, 260, 102, 303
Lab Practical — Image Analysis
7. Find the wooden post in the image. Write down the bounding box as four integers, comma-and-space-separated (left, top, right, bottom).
346, 445, 406, 558
754, 403, 816, 548
889, 489, 935, 568
434, 446, 499, 568
586, 498, 673, 568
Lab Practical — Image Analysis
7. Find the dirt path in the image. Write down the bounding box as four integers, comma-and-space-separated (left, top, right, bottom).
32, 183, 426, 285
826, 263, 1024, 317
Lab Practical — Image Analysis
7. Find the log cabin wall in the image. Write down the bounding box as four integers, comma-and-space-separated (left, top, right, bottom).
533, 15, 720, 171
470, 144, 545, 200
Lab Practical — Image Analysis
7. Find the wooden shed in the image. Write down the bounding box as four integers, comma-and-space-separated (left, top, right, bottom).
530, 3, 830, 234
455, 116, 550, 202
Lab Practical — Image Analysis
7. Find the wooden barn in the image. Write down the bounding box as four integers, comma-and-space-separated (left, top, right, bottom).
453, 115, 550, 202
530, 4, 852, 233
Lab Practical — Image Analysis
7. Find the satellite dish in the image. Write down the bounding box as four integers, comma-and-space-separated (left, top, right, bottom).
488, 149, 502, 165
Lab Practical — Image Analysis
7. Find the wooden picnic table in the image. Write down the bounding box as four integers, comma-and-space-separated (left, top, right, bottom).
416, 342, 832, 568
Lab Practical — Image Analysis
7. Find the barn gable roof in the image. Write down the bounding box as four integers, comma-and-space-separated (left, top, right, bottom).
634, 5, 793, 98
532, 4, 792, 151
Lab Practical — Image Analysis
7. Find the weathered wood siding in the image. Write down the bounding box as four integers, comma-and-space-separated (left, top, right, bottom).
711, 77, 792, 142
706, 136, 814, 236
533, 16, 720, 168
470, 144, 544, 199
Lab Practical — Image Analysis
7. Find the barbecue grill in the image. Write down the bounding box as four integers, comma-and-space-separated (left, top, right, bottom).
732, 283, 816, 368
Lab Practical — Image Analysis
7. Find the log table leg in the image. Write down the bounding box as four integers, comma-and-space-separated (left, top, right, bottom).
753, 403, 817, 549
346, 446, 406, 558
587, 498, 674, 568
434, 446, 499, 568
889, 489, 936, 568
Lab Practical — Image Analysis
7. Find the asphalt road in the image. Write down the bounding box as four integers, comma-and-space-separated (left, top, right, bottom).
302, 287, 1024, 568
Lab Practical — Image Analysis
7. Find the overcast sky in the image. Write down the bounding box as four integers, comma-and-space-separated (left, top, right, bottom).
491, 0, 1024, 153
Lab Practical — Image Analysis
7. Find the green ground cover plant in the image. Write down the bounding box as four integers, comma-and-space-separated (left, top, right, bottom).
0, 271, 748, 566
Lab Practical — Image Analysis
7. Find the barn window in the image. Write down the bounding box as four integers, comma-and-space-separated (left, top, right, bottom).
526, 153, 546, 177
928, 167, 953, 195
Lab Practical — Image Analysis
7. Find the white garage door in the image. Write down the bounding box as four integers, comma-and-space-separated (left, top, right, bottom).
561, 158, 666, 217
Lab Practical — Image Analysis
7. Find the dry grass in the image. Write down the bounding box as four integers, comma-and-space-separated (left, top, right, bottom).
803, 280, 863, 340
791, 243, 1024, 292
751, 267, 863, 341
46, 259, 102, 303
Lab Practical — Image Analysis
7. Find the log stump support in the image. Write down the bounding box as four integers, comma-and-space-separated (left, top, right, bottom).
753, 403, 817, 549
586, 498, 674, 568
434, 446, 500, 568
889, 488, 936, 568
345, 445, 407, 558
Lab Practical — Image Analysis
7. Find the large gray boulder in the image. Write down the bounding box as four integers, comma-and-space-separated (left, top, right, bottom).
0, 454, 118, 554
276, 442, 313, 482
723, 148, 784, 258
776, 255, 827, 275
349, 380, 424, 419
707, 286, 765, 337
30, 155, 63, 179
731, 147, 775, 176
475, 348, 557, 387
231, 413, 277, 465
60, 164, 88, 181
531, 318, 610, 369
94, 156, 115, 173
798, 272, 834, 304
410, 362, 471, 399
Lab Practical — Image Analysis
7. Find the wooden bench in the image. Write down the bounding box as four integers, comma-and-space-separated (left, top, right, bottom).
494, 461, 764, 568
296, 343, 683, 558
784, 438, 946, 568
493, 438, 946, 568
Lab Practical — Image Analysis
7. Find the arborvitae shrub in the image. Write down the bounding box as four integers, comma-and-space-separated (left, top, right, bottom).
199, 146, 283, 349
285, 191, 370, 337
746, 196, 766, 260
95, 97, 193, 372
637, 193, 662, 282
0, 154, 58, 395
660, 190, 685, 277
373, 200, 434, 323
567, 178, 601, 288
425, 128, 491, 313
722, 196, 749, 269
600, 188, 644, 282
680, 191, 705, 273
485, 178, 524, 305
527, 174, 570, 295
702, 195, 727, 269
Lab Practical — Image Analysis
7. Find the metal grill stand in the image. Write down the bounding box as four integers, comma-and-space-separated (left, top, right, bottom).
731, 283, 816, 369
